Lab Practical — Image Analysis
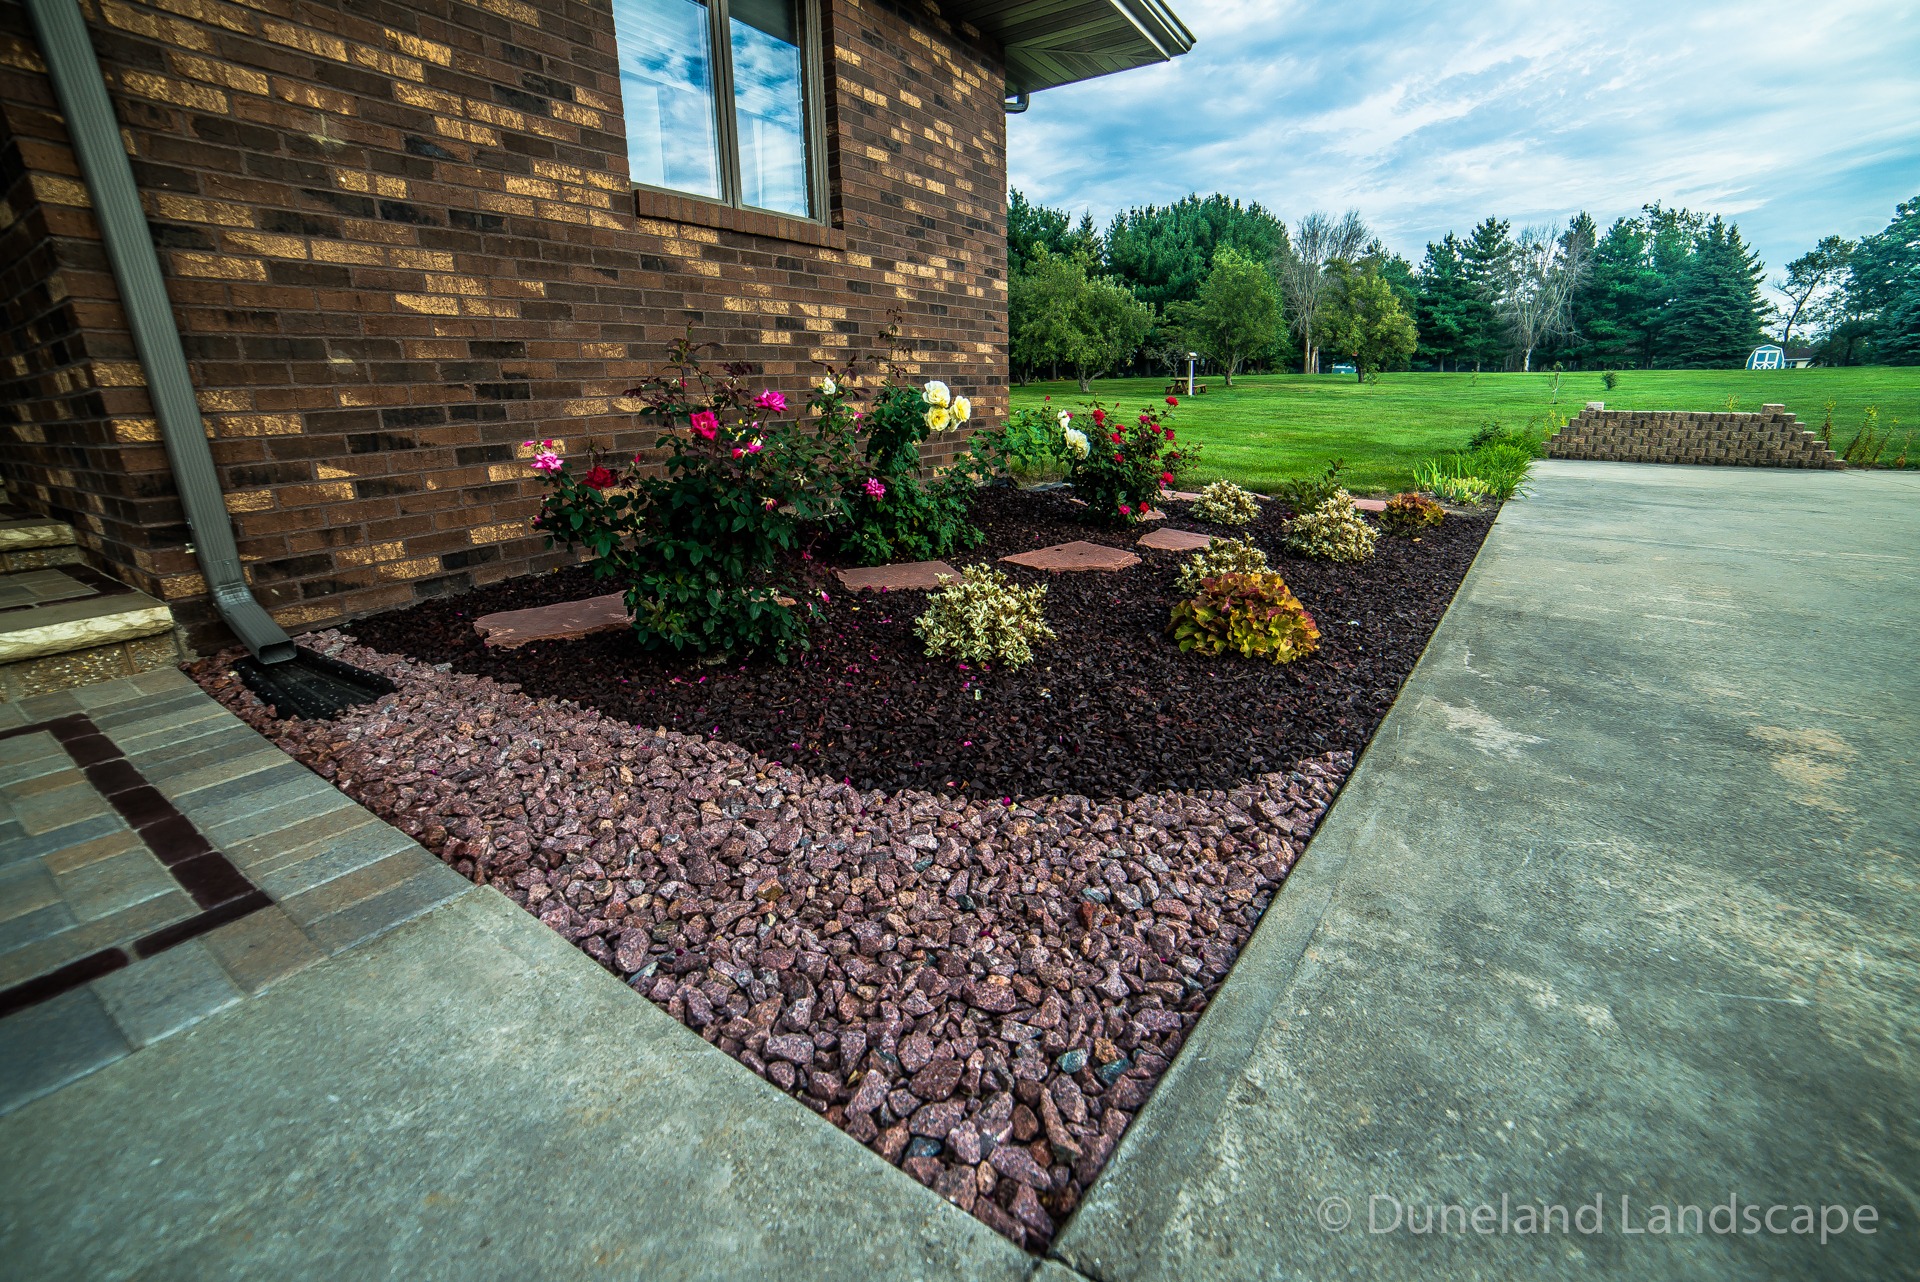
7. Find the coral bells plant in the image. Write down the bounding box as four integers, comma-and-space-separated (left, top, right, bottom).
1380, 490, 1445, 536
527, 336, 857, 660
1055, 396, 1182, 526
1169, 571, 1320, 665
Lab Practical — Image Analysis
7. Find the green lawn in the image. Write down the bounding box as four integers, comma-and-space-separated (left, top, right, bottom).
1009, 369, 1920, 493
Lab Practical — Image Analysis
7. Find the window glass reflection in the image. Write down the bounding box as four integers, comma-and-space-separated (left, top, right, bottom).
728, 0, 810, 216
612, 0, 722, 199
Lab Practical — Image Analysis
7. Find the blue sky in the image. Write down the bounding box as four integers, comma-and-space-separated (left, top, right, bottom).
1007, 0, 1920, 306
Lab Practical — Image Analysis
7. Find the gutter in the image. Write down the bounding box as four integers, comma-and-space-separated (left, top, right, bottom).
25, 0, 296, 663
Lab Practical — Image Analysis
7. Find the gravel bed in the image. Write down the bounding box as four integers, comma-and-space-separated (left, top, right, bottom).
192, 640, 1348, 1252
347, 487, 1492, 800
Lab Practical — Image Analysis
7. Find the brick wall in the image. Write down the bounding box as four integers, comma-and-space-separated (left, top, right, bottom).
1546, 403, 1841, 469
0, 0, 1008, 649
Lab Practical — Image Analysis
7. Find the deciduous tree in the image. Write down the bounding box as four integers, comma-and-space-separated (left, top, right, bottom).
1280, 210, 1369, 373
1191, 246, 1285, 387
1312, 259, 1417, 382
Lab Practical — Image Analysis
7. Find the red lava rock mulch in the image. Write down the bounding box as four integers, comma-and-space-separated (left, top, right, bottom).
345, 487, 1494, 801
190, 642, 1348, 1253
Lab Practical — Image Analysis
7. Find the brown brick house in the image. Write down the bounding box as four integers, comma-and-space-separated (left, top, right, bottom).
0, 0, 1190, 658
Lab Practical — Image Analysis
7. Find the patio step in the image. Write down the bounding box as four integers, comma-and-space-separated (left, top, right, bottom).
0, 515, 85, 572
0, 515, 187, 701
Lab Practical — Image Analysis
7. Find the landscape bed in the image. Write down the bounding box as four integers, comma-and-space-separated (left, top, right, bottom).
347, 486, 1495, 800
190, 486, 1494, 1251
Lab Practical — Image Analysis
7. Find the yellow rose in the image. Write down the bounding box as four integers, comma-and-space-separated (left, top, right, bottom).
922, 380, 951, 408
926, 405, 953, 431
952, 395, 971, 423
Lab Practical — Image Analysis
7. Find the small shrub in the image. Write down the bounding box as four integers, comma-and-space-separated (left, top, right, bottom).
1381, 491, 1444, 536
1169, 571, 1320, 664
1189, 479, 1260, 525
972, 405, 1065, 483
1174, 535, 1269, 593
1286, 489, 1377, 562
1276, 459, 1345, 514
1840, 405, 1889, 466
1602, 369, 1619, 391
915, 565, 1054, 668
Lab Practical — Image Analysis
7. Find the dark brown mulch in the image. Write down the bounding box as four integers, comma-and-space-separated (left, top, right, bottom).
349, 488, 1493, 801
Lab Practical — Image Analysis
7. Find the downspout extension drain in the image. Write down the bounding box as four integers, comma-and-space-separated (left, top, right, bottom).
233, 648, 396, 721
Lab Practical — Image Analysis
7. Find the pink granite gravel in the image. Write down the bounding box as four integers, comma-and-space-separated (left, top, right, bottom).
191, 633, 1350, 1252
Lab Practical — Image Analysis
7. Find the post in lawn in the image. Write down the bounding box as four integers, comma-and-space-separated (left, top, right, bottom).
1187, 351, 1197, 398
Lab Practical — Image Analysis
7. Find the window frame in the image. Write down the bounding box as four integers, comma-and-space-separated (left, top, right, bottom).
621, 0, 831, 226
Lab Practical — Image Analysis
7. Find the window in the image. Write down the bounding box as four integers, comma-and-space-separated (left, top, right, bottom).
612, 0, 825, 221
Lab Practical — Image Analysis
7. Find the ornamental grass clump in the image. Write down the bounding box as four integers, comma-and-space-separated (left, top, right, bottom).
1189, 479, 1260, 526
1380, 491, 1445, 536
1286, 489, 1378, 562
1169, 571, 1320, 665
915, 566, 1054, 668
1173, 535, 1270, 594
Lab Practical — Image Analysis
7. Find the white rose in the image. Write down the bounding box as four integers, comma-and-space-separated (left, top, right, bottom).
1057, 410, 1072, 429
926, 405, 953, 431
820, 375, 836, 396
952, 395, 971, 423
1063, 427, 1090, 459
923, 380, 951, 408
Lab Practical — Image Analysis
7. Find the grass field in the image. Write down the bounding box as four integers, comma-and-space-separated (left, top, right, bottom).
1009, 368, 1920, 493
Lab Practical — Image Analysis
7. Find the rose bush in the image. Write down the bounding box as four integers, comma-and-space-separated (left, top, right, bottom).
838, 377, 983, 565
1055, 395, 1184, 526
527, 337, 861, 660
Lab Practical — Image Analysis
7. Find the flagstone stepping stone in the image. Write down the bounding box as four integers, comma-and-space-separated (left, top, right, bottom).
1136, 527, 1214, 552
1160, 489, 1205, 502
1000, 541, 1141, 573
1352, 497, 1387, 513
474, 592, 628, 649
835, 561, 961, 592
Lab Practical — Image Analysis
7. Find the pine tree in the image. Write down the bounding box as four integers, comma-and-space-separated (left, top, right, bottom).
1656, 217, 1767, 367
1458, 217, 1514, 370
1415, 235, 1473, 370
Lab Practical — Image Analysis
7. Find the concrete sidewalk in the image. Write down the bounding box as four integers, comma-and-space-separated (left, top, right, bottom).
1059, 462, 1918, 1280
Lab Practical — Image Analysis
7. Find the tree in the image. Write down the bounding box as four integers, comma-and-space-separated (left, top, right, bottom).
1007, 190, 1077, 278
1458, 217, 1515, 370
1190, 246, 1284, 386
1414, 234, 1475, 370
1279, 210, 1369, 373
1498, 224, 1584, 371
1775, 236, 1853, 348
1103, 194, 1288, 310
1573, 216, 1661, 368
1655, 216, 1767, 367
1313, 259, 1418, 382
1835, 194, 1920, 363
1008, 249, 1151, 390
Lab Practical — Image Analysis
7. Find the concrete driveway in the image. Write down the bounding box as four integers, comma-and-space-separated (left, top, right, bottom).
1060, 461, 1919, 1281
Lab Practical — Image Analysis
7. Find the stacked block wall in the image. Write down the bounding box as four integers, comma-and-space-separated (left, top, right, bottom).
1546, 404, 1841, 469
0, 0, 1008, 649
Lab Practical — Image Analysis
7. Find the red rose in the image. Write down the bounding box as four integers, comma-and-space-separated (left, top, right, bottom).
1164, 427, 1175, 440
1092, 408, 1106, 425
582, 465, 617, 490
1161, 471, 1174, 485
1113, 452, 1123, 463
1110, 431, 1122, 444
1166, 396, 1178, 406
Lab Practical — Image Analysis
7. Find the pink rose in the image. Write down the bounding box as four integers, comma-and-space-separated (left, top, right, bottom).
863, 477, 886, 499
1118, 503, 1131, 516
754, 390, 787, 413
530, 451, 562, 473
690, 410, 719, 439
